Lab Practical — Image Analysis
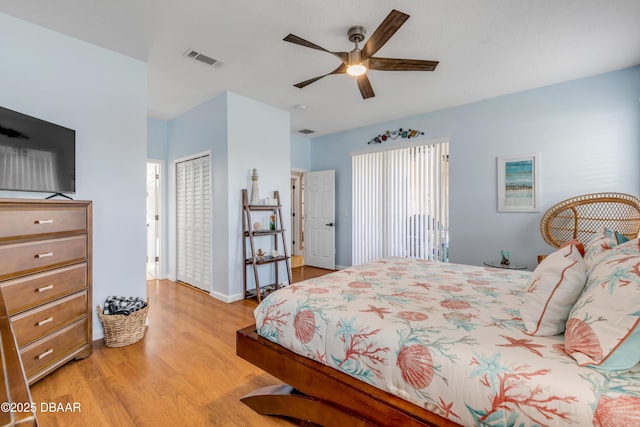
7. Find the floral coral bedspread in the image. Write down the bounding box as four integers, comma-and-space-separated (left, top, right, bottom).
254, 257, 640, 427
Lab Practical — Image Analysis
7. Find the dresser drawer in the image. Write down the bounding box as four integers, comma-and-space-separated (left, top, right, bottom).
0, 235, 86, 279
20, 319, 88, 380
1, 264, 87, 315
0, 206, 87, 240
11, 291, 88, 347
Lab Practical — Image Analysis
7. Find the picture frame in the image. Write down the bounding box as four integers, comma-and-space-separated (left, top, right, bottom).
497, 153, 540, 212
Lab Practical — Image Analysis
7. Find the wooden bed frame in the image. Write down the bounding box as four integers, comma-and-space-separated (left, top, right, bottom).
236, 192, 640, 426
236, 325, 460, 427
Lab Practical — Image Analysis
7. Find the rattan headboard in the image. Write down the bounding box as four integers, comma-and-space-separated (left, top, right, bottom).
540, 192, 640, 248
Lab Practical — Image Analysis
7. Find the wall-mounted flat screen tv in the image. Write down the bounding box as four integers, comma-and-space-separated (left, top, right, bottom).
0, 106, 75, 194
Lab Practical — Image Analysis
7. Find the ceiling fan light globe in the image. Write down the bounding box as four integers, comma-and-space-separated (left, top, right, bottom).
347, 64, 367, 76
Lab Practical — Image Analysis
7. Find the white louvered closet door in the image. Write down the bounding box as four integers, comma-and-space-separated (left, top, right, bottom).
176, 155, 211, 291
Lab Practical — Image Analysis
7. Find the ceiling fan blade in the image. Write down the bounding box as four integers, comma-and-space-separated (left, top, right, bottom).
357, 74, 375, 99
368, 57, 439, 71
294, 76, 326, 89
294, 64, 347, 89
361, 9, 410, 60
284, 34, 348, 63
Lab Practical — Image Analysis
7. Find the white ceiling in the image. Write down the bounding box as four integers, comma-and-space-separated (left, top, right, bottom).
1, 0, 639, 137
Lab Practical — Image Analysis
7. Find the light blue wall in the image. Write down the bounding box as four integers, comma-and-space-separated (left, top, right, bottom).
148, 118, 168, 159
291, 134, 311, 170
311, 66, 640, 270
227, 92, 291, 299
159, 92, 290, 300
0, 13, 148, 339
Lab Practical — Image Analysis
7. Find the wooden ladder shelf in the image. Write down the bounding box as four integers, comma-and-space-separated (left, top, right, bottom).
242, 189, 292, 301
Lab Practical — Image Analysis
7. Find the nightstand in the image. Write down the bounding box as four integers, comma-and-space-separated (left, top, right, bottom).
483, 261, 527, 270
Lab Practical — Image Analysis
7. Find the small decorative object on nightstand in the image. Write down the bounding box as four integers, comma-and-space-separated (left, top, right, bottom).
484, 250, 527, 269
500, 250, 510, 266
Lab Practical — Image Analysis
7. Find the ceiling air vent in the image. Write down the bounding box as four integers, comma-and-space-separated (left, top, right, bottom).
298, 129, 315, 135
183, 49, 223, 67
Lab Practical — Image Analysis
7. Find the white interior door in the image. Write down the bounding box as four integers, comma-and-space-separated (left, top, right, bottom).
146, 162, 160, 279
304, 170, 335, 269
176, 154, 211, 292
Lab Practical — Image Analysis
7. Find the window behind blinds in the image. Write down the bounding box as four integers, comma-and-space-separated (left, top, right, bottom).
176, 154, 211, 291
352, 142, 449, 265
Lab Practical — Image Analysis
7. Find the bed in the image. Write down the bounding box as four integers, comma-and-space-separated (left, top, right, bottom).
236, 193, 640, 427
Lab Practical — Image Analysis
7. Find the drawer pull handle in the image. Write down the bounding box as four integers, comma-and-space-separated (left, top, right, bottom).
37, 348, 54, 360
35, 219, 54, 224
37, 317, 54, 326
35, 252, 54, 259
37, 284, 54, 292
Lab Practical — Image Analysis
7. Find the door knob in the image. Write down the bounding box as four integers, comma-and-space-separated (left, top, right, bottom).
325, 222, 335, 227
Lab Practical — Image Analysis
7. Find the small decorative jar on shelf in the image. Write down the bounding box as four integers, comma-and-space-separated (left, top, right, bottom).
269, 214, 276, 230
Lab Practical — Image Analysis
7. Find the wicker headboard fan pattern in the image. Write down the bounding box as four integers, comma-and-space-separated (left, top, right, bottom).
540, 192, 640, 248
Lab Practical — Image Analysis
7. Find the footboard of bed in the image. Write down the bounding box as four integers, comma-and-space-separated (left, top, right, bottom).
236, 325, 459, 427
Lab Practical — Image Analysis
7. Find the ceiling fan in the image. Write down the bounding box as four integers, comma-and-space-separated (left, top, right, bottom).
283, 9, 439, 99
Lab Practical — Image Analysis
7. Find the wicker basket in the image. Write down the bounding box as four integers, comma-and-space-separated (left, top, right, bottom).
97, 304, 149, 348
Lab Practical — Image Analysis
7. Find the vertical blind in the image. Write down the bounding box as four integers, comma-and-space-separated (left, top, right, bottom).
352, 142, 449, 265
176, 155, 211, 291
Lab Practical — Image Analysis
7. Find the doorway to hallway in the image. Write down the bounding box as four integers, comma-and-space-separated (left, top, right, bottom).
291, 170, 304, 267
146, 160, 162, 280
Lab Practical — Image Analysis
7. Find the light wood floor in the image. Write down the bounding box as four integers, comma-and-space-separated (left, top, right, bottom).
291, 265, 334, 282
30, 266, 333, 427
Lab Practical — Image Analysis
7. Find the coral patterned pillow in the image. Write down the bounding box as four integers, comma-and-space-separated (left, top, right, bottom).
583, 227, 629, 272
564, 237, 640, 370
521, 240, 587, 336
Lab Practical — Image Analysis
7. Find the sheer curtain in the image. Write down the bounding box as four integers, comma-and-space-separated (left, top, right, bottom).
352, 141, 449, 265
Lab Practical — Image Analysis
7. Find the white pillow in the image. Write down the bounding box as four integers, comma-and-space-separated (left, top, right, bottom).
521, 241, 587, 336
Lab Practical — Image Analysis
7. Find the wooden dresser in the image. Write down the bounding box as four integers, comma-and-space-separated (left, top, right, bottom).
0, 198, 92, 385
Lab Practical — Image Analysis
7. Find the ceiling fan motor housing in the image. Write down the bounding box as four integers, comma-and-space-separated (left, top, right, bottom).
348, 26, 366, 44
348, 26, 366, 67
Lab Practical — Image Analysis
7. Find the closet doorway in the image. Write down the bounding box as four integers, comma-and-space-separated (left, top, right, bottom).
175, 153, 212, 292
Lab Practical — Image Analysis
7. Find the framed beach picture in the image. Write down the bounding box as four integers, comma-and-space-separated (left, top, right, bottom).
497, 153, 540, 212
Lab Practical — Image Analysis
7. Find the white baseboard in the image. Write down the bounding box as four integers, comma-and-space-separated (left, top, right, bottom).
210, 290, 244, 303
160, 276, 243, 303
